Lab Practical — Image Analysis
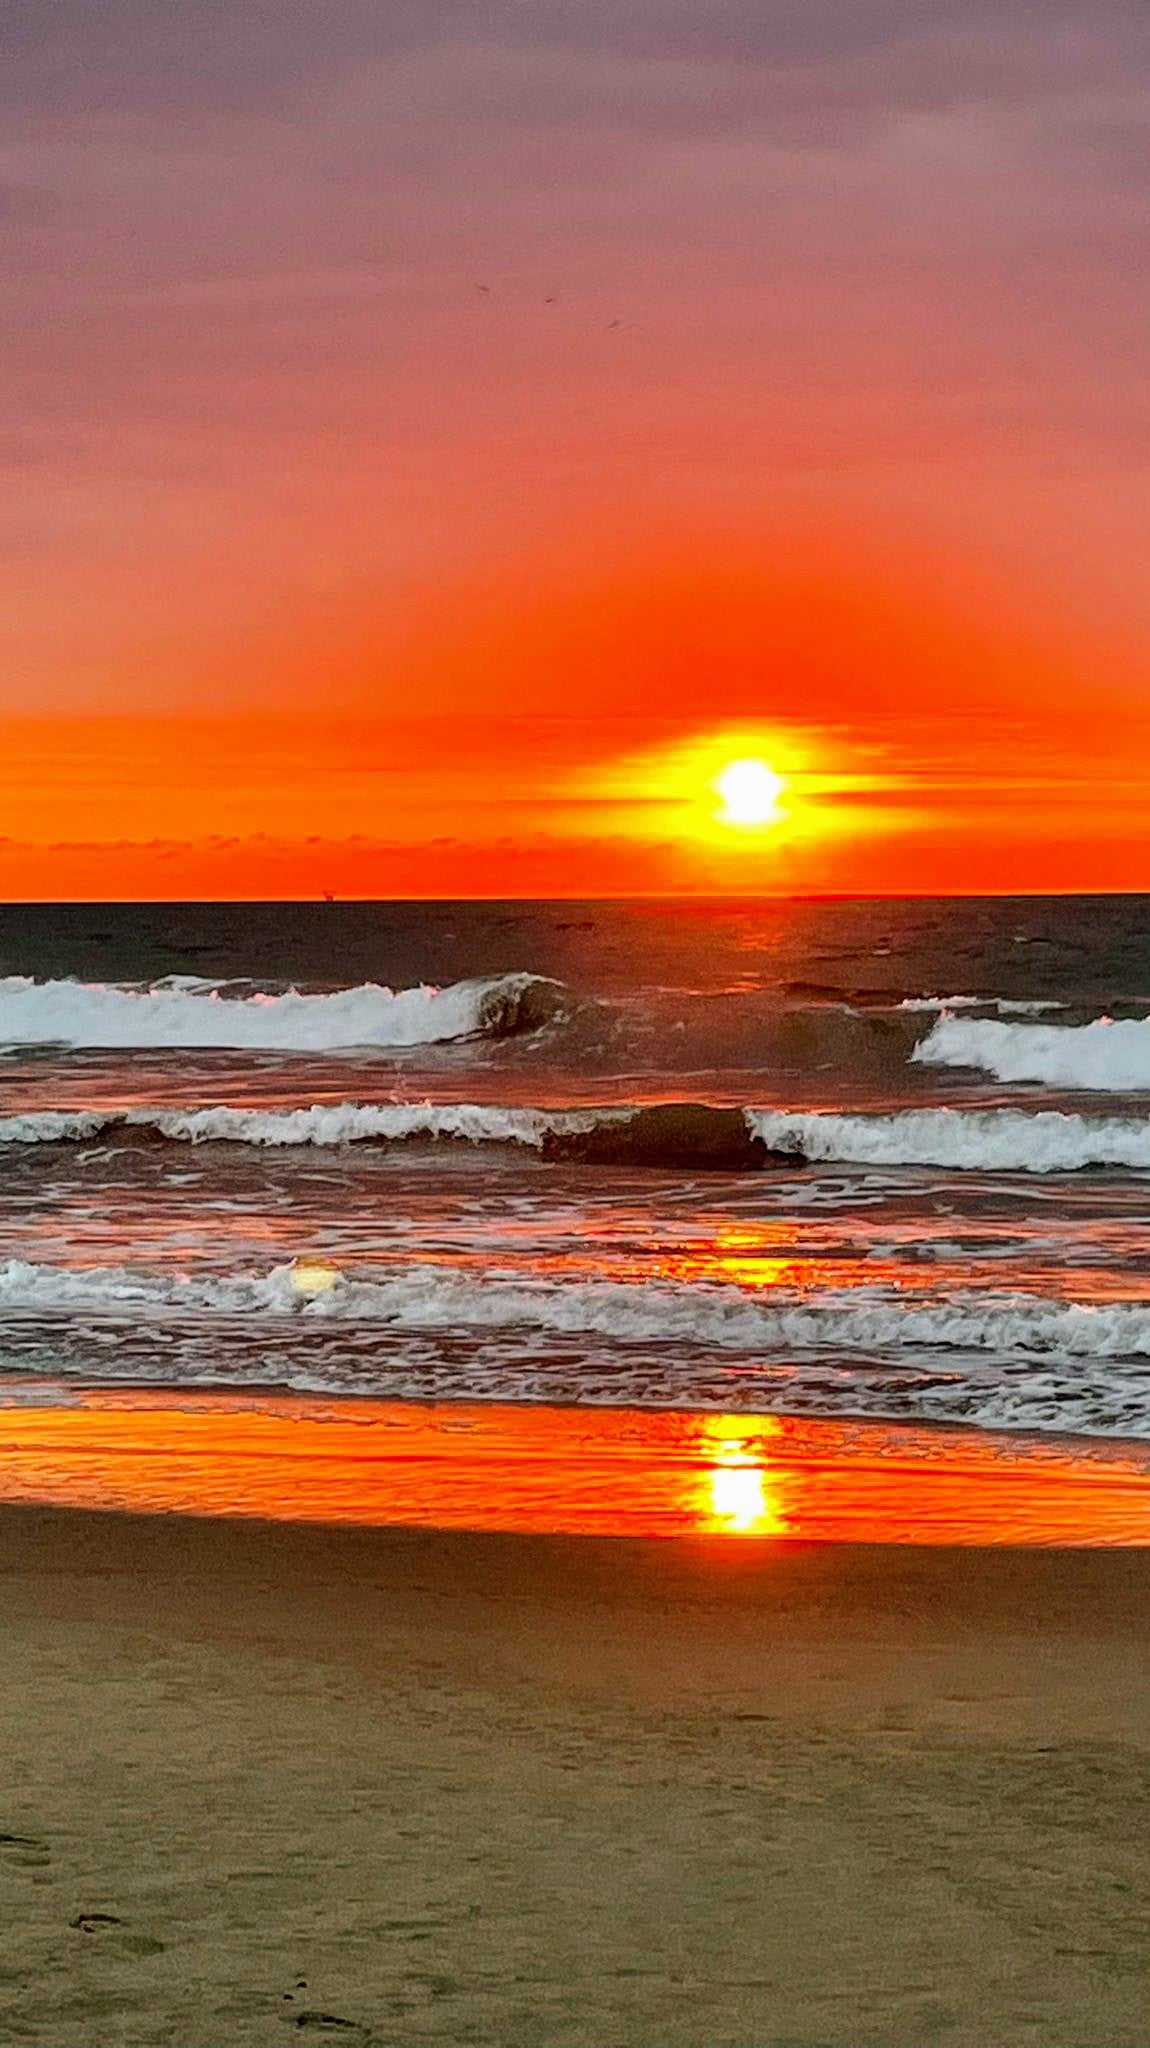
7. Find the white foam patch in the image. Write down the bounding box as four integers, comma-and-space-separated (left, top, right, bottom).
914, 1015, 1150, 1092
0, 972, 551, 1050
897, 994, 985, 1012
897, 995, 1064, 1015
749, 1107, 1150, 1172
994, 999, 1069, 1016
0, 1111, 118, 1145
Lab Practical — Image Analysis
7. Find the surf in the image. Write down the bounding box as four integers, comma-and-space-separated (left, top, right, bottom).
0, 972, 566, 1051
5, 1099, 1150, 1173
914, 1014, 1150, 1091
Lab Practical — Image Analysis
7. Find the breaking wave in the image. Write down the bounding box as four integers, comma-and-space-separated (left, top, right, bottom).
0, 972, 565, 1050
914, 1014, 1150, 1092
0, 1099, 774, 1168
4, 1099, 1150, 1173
748, 1108, 1150, 1173
0, 1103, 589, 1150
0, 976, 1082, 1073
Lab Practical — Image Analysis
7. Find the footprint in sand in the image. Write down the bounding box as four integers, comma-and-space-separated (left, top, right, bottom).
0, 1830, 50, 1870
69, 1912, 165, 1954
291, 2016, 371, 2040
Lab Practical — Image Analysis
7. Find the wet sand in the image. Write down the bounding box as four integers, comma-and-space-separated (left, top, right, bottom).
1, 1504, 1148, 2047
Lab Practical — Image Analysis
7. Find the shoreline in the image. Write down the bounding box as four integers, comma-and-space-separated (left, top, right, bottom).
13, 1368, 1150, 1442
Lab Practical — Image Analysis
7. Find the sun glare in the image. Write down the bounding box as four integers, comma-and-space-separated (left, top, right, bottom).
715, 757, 785, 828
708, 1463, 772, 1533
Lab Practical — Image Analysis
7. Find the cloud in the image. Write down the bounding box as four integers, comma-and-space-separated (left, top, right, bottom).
2, 0, 1147, 729
3, 2, 1145, 110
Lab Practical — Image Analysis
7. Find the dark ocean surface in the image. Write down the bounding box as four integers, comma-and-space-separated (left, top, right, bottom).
3, 896, 1150, 1439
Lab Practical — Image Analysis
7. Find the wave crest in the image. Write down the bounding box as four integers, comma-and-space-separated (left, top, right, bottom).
5, 1099, 1150, 1172
914, 1015, 1150, 1092
0, 972, 565, 1051
0, 1100, 777, 1168
749, 1108, 1150, 1173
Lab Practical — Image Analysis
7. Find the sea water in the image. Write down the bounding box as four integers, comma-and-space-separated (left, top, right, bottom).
2, 895, 1150, 1439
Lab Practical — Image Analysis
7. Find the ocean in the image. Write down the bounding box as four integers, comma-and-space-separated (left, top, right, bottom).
3, 894, 1150, 1442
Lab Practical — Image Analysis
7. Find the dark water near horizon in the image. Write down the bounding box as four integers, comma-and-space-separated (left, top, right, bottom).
4, 894, 1150, 1002
3, 896, 1150, 1443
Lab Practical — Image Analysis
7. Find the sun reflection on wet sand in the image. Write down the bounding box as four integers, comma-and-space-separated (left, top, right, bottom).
0, 1389, 1149, 1545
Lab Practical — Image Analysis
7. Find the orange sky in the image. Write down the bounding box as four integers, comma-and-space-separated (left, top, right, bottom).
4, 1, 1148, 897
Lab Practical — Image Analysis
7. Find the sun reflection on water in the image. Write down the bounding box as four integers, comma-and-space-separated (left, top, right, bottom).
708, 1463, 772, 1533
699, 1416, 788, 1535
0, 1393, 1146, 1545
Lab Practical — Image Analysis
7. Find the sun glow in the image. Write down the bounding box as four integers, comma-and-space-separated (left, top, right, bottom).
574, 725, 857, 870
714, 756, 785, 828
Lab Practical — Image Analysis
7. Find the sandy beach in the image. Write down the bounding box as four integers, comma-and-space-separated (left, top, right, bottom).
1, 1504, 1148, 2047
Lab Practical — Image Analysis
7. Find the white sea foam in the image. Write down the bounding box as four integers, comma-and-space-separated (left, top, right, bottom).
897, 994, 984, 1012
896, 995, 1063, 1015
9, 1258, 1150, 1437
150, 1102, 578, 1147
6, 1257, 1150, 1366
0, 972, 558, 1050
0, 1111, 118, 1145
0, 1103, 602, 1148
994, 999, 1069, 1016
749, 1107, 1150, 1172
914, 1015, 1150, 1091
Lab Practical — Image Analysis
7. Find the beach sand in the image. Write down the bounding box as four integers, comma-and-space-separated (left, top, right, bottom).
1, 1505, 1148, 2047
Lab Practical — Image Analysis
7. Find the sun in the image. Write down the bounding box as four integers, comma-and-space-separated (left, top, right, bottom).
714, 757, 785, 828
